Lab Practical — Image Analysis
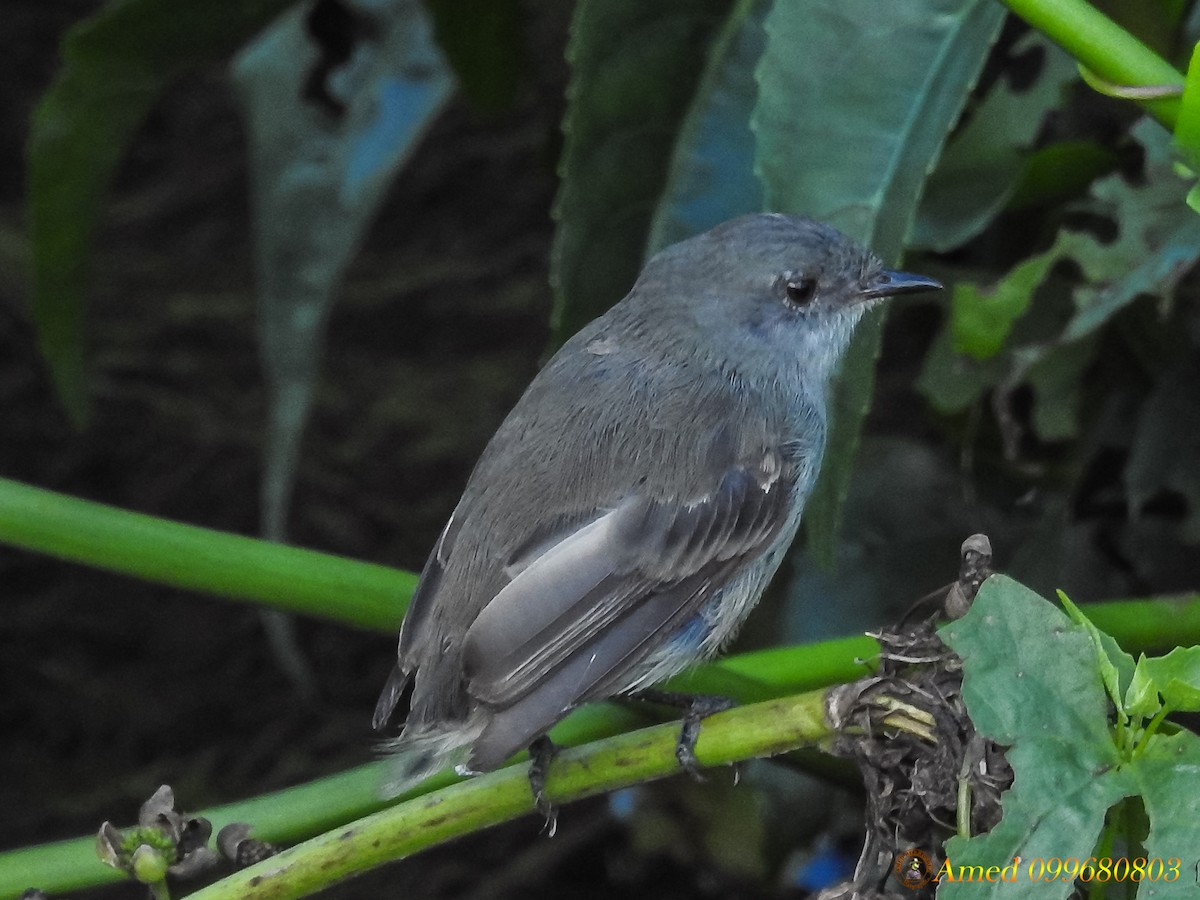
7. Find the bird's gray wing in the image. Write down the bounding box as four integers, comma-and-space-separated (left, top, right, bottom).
371, 511, 462, 730
461, 458, 797, 770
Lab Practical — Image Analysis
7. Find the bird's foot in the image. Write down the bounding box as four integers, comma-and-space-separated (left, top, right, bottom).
527, 735, 559, 835
634, 689, 735, 781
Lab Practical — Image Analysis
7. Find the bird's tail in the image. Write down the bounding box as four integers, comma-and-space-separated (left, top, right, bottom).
376, 717, 487, 798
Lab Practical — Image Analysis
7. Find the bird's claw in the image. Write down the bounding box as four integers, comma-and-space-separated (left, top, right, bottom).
670, 693, 735, 781
528, 735, 558, 835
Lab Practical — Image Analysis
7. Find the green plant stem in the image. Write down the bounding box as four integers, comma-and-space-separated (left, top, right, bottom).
2, 610, 1196, 897
1085, 595, 1200, 655
0, 636, 866, 900
999, 0, 1183, 126
0, 764, 392, 898
3, 476, 1197, 653
188, 690, 832, 900
4, 474, 1200, 896
0, 703, 633, 899
0, 476, 416, 632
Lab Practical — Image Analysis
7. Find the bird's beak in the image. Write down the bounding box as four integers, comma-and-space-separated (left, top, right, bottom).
858, 269, 943, 301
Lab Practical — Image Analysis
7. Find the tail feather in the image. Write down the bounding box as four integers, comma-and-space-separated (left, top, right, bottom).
372, 664, 410, 732
376, 718, 486, 798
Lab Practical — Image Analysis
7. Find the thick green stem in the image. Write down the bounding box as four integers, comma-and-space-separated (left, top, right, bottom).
2, 602, 1197, 898
0, 477, 415, 631
4, 471, 1200, 897
0, 645, 856, 900
999, 0, 1183, 125
188, 690, 832, 900
3, 476, 1197, 653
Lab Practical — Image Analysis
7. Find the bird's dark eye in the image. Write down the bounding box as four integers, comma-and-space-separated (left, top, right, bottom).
784, 277, 818, 308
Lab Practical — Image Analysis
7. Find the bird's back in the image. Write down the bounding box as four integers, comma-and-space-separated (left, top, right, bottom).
388, 302, 824, 762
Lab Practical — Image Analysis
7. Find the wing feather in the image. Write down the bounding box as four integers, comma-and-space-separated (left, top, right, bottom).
460, 463, 795, 744
466, 564, 735, 772
372, 512, 460, 730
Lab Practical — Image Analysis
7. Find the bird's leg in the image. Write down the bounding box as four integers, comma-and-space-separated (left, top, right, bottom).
527, 734, 558, 834
633, 688, 735, 780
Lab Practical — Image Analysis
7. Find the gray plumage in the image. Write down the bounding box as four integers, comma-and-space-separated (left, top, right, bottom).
373, 213, 940, 793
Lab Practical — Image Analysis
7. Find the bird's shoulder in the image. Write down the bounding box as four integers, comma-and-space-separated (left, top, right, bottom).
391, 315, 824, 687
479, 317, 818, 493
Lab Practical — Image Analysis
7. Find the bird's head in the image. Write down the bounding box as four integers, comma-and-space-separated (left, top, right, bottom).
632, 213, 942, 379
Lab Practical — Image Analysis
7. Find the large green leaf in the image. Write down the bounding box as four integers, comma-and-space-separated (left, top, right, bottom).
752, 0, 1005, 563
1129, 731, 1200, 898
643, 0, 767, 255
27, 0, 293, 426
549, 0, 732, 344
941, 577, 1200, 899
939, 577, 1126, 900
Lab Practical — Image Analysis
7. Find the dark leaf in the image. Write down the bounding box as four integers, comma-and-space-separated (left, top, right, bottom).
27, 0, 293, 425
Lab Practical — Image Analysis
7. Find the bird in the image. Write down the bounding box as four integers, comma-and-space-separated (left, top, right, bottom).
373, 213, 941, 797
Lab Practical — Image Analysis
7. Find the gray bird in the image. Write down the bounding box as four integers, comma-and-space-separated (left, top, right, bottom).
373, 213, 940, 795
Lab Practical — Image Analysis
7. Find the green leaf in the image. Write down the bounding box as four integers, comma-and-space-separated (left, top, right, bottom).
942, 576, 1116, 753
912, 33, 1078, 252
1127, 729, 1200, 887
232, 0, 454, 543
424, 0, 522, 115
939, 576, 1126, 900
644, 0, 766, 254
1188, 180, 1200, 213
916, 321, 1009, 414
942, 577, 1200, 899
1062, 118, 1200, 342
1058, 589, 1137, 715
753, 0, 1004, 259
752, 0, 1004, 563
550, 0, 732, 344
27, 0, 293, 426
950, 240, 1061, 359
1127, 646, 1200, 717
1172, 39, 1200, 171
1126, 655, 1162, 720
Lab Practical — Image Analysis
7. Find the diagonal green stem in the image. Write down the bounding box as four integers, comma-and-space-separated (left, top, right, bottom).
998, 0, 1183, 126
189, 690, 832, 900
7, 588, 1198, 898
